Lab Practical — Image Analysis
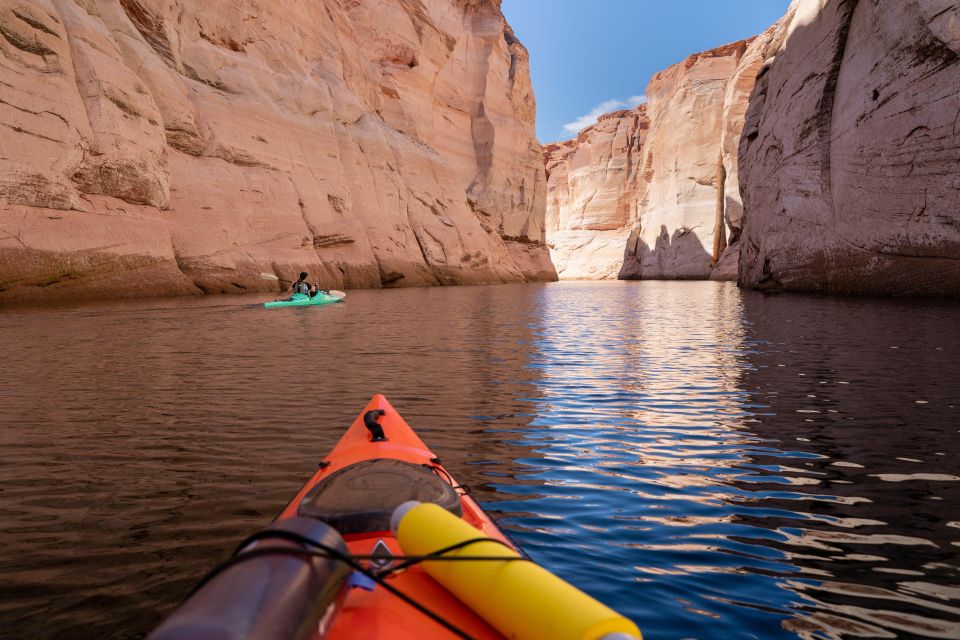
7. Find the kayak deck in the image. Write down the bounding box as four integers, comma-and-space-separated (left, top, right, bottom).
277, 394, 510, 639
150, 395, 642, 640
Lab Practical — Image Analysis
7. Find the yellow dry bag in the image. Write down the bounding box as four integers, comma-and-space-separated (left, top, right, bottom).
391, 501, 642, 640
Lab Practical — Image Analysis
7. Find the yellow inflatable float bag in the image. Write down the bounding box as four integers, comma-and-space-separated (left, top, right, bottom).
391, 501, 641, 640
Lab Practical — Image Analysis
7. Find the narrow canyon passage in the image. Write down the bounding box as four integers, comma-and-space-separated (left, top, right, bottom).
539, 0, 959, 297
2, 1, 959, 639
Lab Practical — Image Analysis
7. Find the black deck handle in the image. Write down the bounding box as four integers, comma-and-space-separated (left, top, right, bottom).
364, 410, 386, 441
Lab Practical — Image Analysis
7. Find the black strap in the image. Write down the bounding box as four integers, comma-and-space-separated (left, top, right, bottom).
193, 545, 476, 639
192, 529, 529, 640
373, 536, 519, 577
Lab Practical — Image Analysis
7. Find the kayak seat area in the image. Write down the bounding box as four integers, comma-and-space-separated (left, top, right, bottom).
298, 459, 462, 535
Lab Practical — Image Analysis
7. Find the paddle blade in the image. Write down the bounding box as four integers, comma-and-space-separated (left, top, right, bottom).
259, 272, 280, 281
329, 290, 346, 299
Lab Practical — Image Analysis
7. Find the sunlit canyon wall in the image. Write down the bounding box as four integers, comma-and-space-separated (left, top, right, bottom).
738, 0, 960, 297
542, 107, 648, 279
543, 37, 776, 281
0, 0, 556, 302
620, 40, 755, 281
547, 0, 959, 297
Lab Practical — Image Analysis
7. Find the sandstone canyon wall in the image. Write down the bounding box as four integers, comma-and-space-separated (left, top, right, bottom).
713, 10, 797, 281
620, 41, 751, 280
738, 0, 960, 297
544, 39, 765, 281
0, 0, 555, 302
543, 107, 647, 279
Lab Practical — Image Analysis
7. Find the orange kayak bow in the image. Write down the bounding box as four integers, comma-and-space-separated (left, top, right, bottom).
149, 395, 641, 640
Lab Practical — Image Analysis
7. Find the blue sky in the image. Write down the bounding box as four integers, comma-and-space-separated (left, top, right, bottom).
501, 0, 792, 142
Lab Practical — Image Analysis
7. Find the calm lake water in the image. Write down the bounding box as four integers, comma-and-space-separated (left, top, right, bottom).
1, 281, 959, 639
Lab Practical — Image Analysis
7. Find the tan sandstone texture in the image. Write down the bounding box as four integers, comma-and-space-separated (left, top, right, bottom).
713, 8, 797, 281
738, 0, 960, 296
0, 0, 555, 303
544, 40, 764, 281
543, 107, 648, 279
619, 40, 753, 280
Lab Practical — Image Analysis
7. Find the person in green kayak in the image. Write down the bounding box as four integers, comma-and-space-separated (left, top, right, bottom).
290, 272, 311, 295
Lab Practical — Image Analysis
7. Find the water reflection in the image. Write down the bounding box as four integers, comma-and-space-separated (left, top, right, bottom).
735, 291, 960, 638
1, 283, 959, 639
486, 282, 960, 639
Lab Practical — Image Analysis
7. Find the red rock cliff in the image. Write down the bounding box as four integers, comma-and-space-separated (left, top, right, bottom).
0, 0, 556, 302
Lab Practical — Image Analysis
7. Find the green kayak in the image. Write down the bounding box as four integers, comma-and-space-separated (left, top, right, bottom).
263, 291, 345, 309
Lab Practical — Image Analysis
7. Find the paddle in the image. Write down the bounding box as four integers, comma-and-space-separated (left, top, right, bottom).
259, 273, 346, 298
260, 272, 291, 284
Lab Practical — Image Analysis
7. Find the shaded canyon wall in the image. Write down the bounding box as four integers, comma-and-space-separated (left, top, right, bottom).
0, 0, 556, 302
738, 0, 960, 297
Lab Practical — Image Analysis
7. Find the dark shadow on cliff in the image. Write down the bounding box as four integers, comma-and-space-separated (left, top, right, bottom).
736, 0, 960, 298
618, 224, 713, 280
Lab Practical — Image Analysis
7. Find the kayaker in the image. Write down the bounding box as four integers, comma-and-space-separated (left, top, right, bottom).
290, 272, 311, 295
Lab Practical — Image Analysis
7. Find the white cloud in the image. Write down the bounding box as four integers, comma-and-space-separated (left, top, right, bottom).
561, 95, 647, 136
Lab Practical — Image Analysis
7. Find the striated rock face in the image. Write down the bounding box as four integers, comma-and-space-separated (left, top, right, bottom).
543, 107, 648, 279
713, 11, 797, 278
0, 0, 555, 302
738, 0, 960, 297
620, 40, 751, 280
545, 39, 769, 282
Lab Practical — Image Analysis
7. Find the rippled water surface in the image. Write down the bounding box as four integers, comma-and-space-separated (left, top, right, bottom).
2, 282, 959, 639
